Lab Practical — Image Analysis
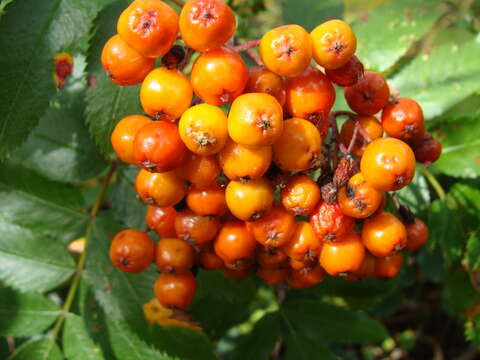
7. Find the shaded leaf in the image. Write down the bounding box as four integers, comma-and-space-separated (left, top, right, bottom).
443, 269, 479, 316
0, 288, 60, 337
466, 230, 480, 272
283, 0, 343, 31
283, 323, 338, 360
63, 314, 105, 360
8, 338, 62, 360
397, 169, 430, 214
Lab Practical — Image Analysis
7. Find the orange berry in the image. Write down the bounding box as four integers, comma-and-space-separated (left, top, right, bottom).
179, 104, 228, 155
339, 115, 384, 157
146, 205, 177, 238
246, 205, 296, 247
362, 212, 407, 257
155, 238, 195, 273
344, 71, 390, 116
260, 24, 312, 78
273, 117, 323, 172
257, 266, 289, 284
227, 93, 284, 146
111, 115, 151, 164
375, 253, 403, 278
310, 201, 355, 243
310, 19, 357, 70
198, 249, 224, 270
186, 183, 227, 216
382, 97, 425, 141
110, 230, 154, 273
175, 210, 221, 245
325, 55, 364, 87
101, 35, 154, 86
319, 232, 365, 276
289, 264, 326, 286
140, 67, 193, 121
135, 169, 186, 207
214, 220, 257, 266
225, 178, 274, 221
405, 218, 429, 252
179, 0, 236, 52
256, 246, 288, 268
281, 175, 321, 216
190, 47, 248, 105
180, 153, 221, 189
245, 66, 286, 106
117, 0, 178, 58
360, 137, 416, 191
154, 272, 196, 309
282, 221, 321, 262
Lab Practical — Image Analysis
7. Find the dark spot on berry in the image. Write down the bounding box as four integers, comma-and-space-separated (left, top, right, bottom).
346, 184, 356, 199
119, 257, 130, 266
353, 199, 366, 211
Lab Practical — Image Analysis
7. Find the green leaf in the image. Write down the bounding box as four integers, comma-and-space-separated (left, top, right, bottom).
397, 169, 430, 214
63, 314, 105, 360
8, 338, 63, 360
283, 325, 338, 360
112, 164, 146, 230
448, 182, 480, 230
443, 269, 479, 316
106, 320, 174, 360
352, 0, 443, 72
465, 316, 480, 345
432, 117, 480, 178
84, 212, 156, 333
417, 245, 444, 283
466, 230, 480, 272
9, 88, 107, 185
390, 38, 480, 120
282, 299, 389, 344
86, 0, 143, 156
428, 199, 464, 264
0, 0, 106, 158
233, 312, 281, 360
283, 0, 343, 32
0, 288, 60, 337
0, 163, 87, 244
0, 219, 75, 292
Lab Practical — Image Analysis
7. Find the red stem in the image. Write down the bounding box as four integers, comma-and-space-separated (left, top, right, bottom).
346, 123, 360, 154
178, 47, 194, 71
232, 39, 261, 52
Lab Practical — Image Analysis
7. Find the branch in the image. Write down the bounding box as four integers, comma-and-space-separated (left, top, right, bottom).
232, 39, 260, 52
166, 0, 185, 7
418, 163, 446, 200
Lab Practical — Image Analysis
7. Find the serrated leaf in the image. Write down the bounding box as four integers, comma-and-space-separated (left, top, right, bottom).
112, 164, 146, 230
83, 212, 156, 333
431, 117, 480, 178
0, 219, 75, 292
390, 38, 480, 120
86, 0, 143, 156
9, 88, 107, 185
282, 299, 388, 344
428, 199, 464, 264
63, 314, 105, 360
0, 163, 87, 244
352, 0, 443, 72
106, 320, 174, 360
397, 169, 430, 214
8, 338, 63, 360
283, 0, 343, 31
0, 0, 107, 158
0, 288, 60, 337
233, 312, 281, 360
466, 230, 480, 272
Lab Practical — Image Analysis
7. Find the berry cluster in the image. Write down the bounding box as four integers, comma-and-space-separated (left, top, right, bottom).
104, 0, 441, 311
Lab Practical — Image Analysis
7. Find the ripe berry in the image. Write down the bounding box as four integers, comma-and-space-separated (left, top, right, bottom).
219, 139, 272, 181
245, 66, 286, 106
337, 172, 383, 219
381, 97, 425, 141
282, 221, 321, 262
222, 267, 250, 280
161, 45, 185, 70
178, 104, 228, 155
344, 71, 390, 115
214, 220, 257, 267
135, 169, 186, 207
180, 153, 221, 189
257, 265, 289, 284
362, 212, 407, 257
175, 210, 220, 245
198, 247, 224, 270
360, 137, 416, 191
155, 238, 195, 273
375, 253, 403, 278
339, 115, 384, 157
117, 0, 178, 58
146, 205, 177, 237
289, 256, 316, 271
101, 35, 154, 86
281, 175, 321, 216
179, 0, 236, 52
310, 201, 355, 242
289, 264, 326, 287
412, 132, 442, 164
154, 272, 196, 309
140, 68, 193, 121
319, 232, 365, 276
133, 121, 188, 173
325, 56, 364, 87
345, 252, 376, 280
228, 93, 284, 146
285, 67, 335, 134
310, 19, 357, 70
246, 205, 296, 248
111, 115, 151, 164
256, 246, 288, 268
405, 218, 429, 252
110, 230, 154, 273
190, 47, 248, 105
186, 183, 227, 216
273, 117, 323, 172
225, 178, 274, 221
260, 24, 312, 78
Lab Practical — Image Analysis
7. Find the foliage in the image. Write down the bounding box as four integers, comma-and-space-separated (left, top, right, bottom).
0, 0, 479, 358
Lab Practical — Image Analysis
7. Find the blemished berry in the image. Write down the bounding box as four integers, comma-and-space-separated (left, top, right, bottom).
155, 237, 195, 273
412, 132, 442, 164
325, 55, 364, 87
310, 200, 355, 242
110, 230, 154, 273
